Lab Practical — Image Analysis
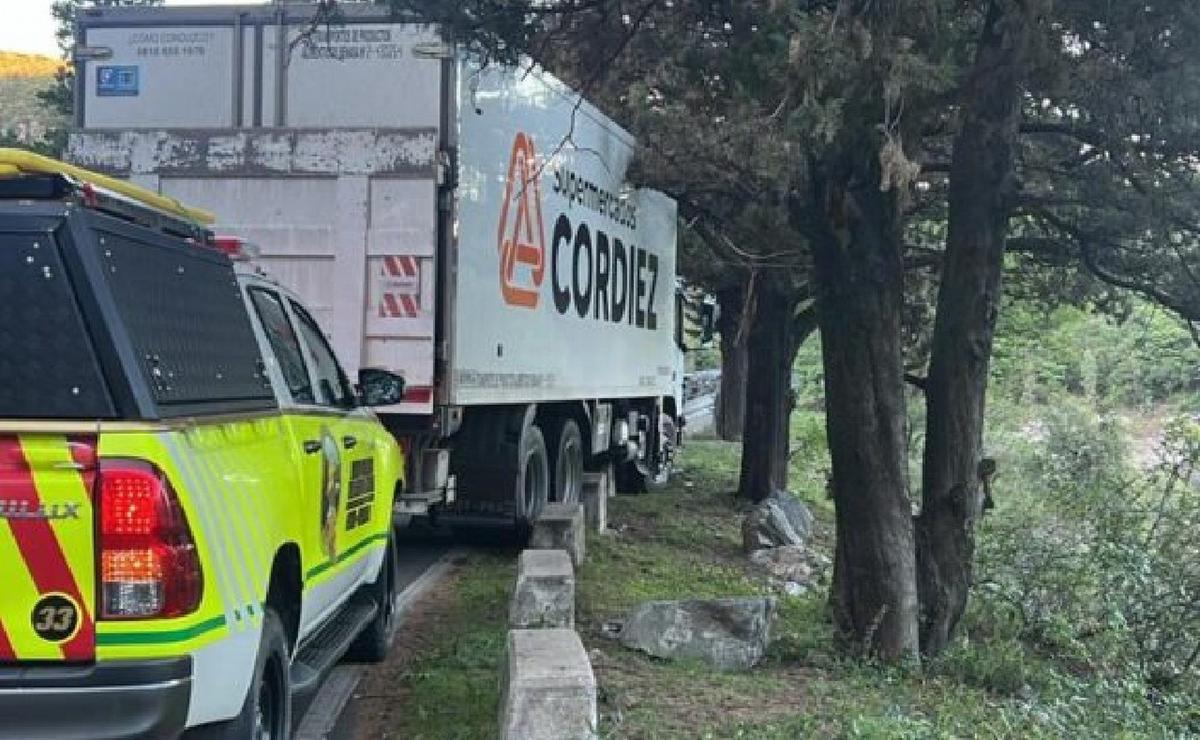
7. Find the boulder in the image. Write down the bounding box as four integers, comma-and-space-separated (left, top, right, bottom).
742, 491, 814, 552
616, 597, 775, 671
749, 545, 815, 584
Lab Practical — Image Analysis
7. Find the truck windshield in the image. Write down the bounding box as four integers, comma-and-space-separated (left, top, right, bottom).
0, 228, 116, 419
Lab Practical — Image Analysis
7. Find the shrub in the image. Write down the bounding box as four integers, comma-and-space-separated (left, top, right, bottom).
976, 407, 1200, 693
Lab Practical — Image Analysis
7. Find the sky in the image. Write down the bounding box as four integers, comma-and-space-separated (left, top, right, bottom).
0, 0, 270, 58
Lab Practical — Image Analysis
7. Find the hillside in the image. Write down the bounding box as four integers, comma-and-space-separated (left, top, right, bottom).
0, 51, 65, 149
0, 51, 63, 79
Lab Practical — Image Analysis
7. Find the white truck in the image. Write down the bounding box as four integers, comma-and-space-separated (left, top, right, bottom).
68, 3, 690, 528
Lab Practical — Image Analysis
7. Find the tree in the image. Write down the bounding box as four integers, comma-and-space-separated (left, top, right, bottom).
382, 0, 1200, 661
736, 275, 816, 501
915, 0, 1200, 654
38, 0, 163, 153
713, 281, 748, 442
917, 0, 1039, 655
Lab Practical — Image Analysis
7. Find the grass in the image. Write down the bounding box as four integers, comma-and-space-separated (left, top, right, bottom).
384, 416, 1198, 739
367, 552, 515, 739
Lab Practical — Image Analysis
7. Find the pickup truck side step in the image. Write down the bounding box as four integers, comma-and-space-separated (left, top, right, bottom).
290, 596, 377, 697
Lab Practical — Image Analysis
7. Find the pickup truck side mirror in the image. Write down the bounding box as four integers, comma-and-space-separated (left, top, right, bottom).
358, 368, 405, 407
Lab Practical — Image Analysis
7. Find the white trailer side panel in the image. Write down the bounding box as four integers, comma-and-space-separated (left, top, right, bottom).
448, 61, 679, 406
83, 26, 236, 128
273, 24, 442, 128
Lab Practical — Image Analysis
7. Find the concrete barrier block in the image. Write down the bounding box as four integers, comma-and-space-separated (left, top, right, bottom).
531, 502, 586, 566
510, 549, 575, 629
581, 472, 609, 533
501, 629, 597, 740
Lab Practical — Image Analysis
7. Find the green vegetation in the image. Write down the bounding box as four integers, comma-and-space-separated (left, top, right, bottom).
389, 297, 1199, 738
0, 51, 62, 78
0, 52, 64, 150
991, 302, 1199, 409
398, 432, 1196, 737
380, 554, 514, 740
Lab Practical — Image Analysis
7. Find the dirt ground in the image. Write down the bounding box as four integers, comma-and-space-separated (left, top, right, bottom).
351, 567, 464, 740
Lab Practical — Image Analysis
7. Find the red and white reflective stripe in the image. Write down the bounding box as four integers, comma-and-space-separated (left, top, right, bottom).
379, 293, 420, 319
378, 255, 422, 319
383, 255, 419, 278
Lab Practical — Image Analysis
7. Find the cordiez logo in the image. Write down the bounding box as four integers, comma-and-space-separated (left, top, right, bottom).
497, 132, 546, 309
497, 132, 659, 331
0, 500, 81, 521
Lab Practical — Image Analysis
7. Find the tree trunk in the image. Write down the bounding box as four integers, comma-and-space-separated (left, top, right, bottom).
808, 160, 920, 661
737, 278, 815, 503
917, 0, 1033, 656
715, 285, 748, 442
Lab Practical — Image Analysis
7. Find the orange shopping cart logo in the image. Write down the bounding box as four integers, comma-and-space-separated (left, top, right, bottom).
497, 132, 546, 308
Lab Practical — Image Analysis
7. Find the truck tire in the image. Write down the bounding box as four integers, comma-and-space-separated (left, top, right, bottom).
546, 418, 583, 504
638, 460, 673, 491
347, 534, 399, 663
616, 459, 670, 494
184, 609, 291, 740
516, 424, 551, 528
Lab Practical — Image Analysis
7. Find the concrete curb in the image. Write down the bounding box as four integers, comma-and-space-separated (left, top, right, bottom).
500, 629, 598, 740
509, 549, 576, 629
503, 508, 599, 740
530, 502, 586, 566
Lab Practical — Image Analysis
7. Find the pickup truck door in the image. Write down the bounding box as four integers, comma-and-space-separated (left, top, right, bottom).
243, 286, 353, 635
284, 299, 386, 591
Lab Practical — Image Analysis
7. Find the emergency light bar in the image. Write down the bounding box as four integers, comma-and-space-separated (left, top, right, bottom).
211, 236, 261, 262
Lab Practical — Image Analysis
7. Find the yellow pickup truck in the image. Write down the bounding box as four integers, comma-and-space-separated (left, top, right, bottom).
0, 150, 407, 739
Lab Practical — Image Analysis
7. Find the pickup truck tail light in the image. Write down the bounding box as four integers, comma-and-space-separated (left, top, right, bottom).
98, 460, 202, 619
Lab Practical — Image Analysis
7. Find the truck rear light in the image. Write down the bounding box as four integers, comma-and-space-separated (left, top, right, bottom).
98, 460, 202, 619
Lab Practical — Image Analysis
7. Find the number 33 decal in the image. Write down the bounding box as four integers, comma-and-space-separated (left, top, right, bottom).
30, 594, 81, 643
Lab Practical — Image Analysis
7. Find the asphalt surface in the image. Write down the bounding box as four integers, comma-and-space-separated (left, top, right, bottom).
684, 392, 716, 436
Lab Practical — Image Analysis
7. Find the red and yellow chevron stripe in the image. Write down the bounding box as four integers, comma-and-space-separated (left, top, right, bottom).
0, 434, 96, 662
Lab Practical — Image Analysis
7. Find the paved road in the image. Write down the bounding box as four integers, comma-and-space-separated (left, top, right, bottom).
294, 528, 456, 740
685, 392, 717, 436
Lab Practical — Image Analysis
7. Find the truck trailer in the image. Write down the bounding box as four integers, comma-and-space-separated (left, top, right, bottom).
68, 3, 687, 528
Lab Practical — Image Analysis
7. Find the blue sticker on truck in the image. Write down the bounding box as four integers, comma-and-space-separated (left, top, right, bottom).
96, 66, 139, 97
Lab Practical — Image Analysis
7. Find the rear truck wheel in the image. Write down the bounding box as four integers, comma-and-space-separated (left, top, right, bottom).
516, 424, 551, 530
616, 461, 668, 494
347, 534, 399, 663
638, 457, 673, 491
618, 411, 676, 494
184, 609, 291, 740
546, 418, 584, 504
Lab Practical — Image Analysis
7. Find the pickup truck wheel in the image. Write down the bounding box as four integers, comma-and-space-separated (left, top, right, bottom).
516, 425, 550, 529
546, 418, 583, 504
184, 609, 291, 740
347, 536, 399, 663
